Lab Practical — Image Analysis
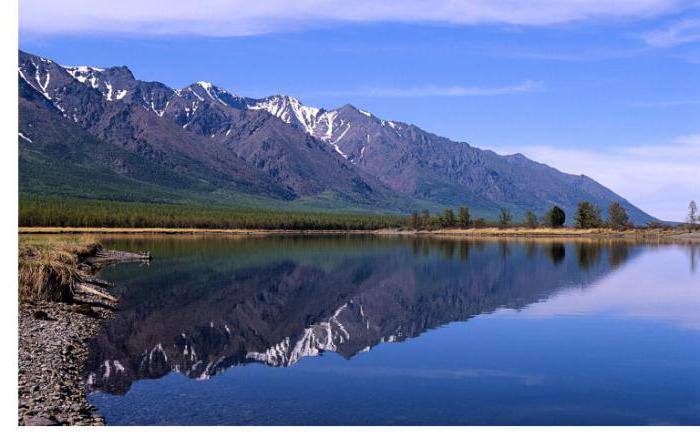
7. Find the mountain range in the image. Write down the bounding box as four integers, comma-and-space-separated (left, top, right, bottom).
18, 50, 656, 223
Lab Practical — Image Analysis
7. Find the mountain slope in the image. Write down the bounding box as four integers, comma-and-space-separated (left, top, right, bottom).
18, 52, 294, 201
18, 51, 406, 210
18, 50, 656, 223
18, 80, 294, 209
247, 96, 655, 223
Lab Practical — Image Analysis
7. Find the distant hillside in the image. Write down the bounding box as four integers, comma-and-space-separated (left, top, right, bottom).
18, 50, 656, 223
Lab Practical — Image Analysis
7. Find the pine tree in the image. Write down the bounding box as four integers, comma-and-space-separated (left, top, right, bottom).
575, 201, 602, 229
498, 208, 512, 227
525, 211, 538, 228
458, 207, 471, 227
421, 209, 430, 227
544, 206, 566, 228
689, 200, 698, 225
411, 210, 420, 229
607, 202, 631, 229
442, 208, 456, 227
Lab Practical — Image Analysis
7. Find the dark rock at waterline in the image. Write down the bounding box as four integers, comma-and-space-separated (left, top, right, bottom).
32, 310, 51, 320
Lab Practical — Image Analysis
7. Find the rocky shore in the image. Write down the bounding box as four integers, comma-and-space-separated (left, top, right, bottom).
18, 292, 115, 425
18, 240, 150, 426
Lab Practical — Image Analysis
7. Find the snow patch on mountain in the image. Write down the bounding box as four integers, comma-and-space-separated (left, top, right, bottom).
150, 100, 169, 117
246, 95, 401, 161
245, 302, 352, 367
18, 64, 68, 115
64, 65, 105, 84
64, 65, 129, 103
247, 95, 323, 135
186, 86, 205, 102
197, 81, 229, 106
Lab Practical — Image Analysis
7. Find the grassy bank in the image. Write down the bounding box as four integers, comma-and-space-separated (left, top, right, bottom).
18, 234, 115, 425
19, 196, 409, 230
19, 226, 700, 243
18, 235, 101, 302
427, 227, 692, 238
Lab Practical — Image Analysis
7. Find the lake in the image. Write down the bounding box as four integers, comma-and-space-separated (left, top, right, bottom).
85, 235, 700, 425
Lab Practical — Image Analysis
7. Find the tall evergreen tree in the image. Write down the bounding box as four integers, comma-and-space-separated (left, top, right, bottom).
498, 208, 512, 227
421, 209, 431, 228
525, 210, 538, 228
411, 210, 420, 229
458, 206, 471, 227
689, 200, 698, 225
544, 206, 566, 228
442, 208, 456, 227
606, 202, 631, 229
575, 201, 602, 229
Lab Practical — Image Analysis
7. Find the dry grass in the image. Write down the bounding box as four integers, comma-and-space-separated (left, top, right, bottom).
18, 227, 377, 235
430, 227, 690, 238
18, 226, 698, 241
18, 235, 101, 303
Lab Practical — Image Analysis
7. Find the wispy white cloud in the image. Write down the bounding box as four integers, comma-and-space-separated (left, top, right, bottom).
641, 18, 700, 47
489, 134, 700, 222
19, 0, 690, 37
316, 80, 543, 98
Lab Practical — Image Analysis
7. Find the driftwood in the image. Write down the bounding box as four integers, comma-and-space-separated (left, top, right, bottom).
78, 274, 113, 288
73, 250, 152, 303
76, 283, 119, 303
85, 250, 152, 266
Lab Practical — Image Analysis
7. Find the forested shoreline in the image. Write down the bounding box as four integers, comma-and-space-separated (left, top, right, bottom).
19, 196, 410, 230
20, 196, 699, 232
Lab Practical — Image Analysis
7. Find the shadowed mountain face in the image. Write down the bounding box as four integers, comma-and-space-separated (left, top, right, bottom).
18, 50, 655, 221
85, 236, 637, 395
245, 99, 654, 222
18, 51, 401, 208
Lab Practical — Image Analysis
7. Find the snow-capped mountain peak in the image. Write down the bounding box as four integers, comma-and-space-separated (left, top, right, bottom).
247, 95, 324, 135
175, 81, 244, 109
18, 50, 395, 163
64, 65, 106, 83
245, 94, 397, 161
63, 65, 129, 101
195, 81, 233, 106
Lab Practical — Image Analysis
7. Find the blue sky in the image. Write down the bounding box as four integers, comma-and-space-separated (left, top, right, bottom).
19, 1, 700, 221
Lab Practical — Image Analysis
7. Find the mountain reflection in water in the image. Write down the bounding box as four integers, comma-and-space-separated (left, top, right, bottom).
85, 236, 639, 395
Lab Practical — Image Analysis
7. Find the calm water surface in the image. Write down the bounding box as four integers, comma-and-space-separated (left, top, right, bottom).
86, 236, 700, 425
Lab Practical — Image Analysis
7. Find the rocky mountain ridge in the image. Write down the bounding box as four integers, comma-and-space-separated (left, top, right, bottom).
18, 50, 656, 222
